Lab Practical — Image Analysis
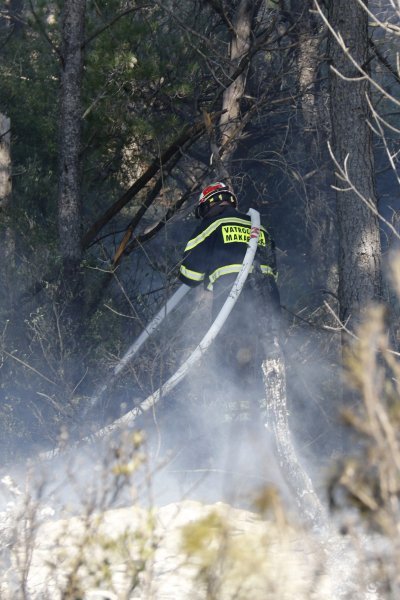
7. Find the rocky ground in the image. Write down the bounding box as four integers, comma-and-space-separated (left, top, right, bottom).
1, 499, 343, 600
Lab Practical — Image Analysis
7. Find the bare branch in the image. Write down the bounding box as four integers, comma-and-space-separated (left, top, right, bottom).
353, 0, 400, 36
327, 140, 400, 242
111, 149, 183, 265
366, 95, 400, 189
81, 116, 216, 248
323, 300, 357, 338
203, 0, 234, 30
314, 0, 400, 108
0, 349, 57, 385
369, 38, 400, 86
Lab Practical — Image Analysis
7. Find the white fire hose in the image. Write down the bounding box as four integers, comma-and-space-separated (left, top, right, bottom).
41, 209, 261, 457
115, 284, 191, 376
88, 283, 191, 411
87, 208, 261, 441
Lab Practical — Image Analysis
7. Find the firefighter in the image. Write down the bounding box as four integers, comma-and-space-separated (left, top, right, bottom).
178, 181, 280, 422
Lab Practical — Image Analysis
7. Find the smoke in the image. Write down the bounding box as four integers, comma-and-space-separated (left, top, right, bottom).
0, 221, 391, 599
0, 288, 388, 600
128, 281, 304, 516
0, 241, 344, 526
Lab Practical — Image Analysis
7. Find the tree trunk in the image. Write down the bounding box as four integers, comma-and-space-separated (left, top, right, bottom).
219, 0, 261, 170
0, 114, 11, 211
57, 0, 86, 384
58, 5, 85, 276
262, 339, 326, 529
0, 113, 14, 312
292, 0, 338, 297
296, 3, 320, 130
58, 0, 85, 287
329, 0, 382, 334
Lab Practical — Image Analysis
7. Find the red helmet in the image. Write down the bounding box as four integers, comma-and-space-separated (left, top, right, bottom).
195, 182, 237, 218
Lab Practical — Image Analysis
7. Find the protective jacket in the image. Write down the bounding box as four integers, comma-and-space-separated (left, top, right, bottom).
178, 206, 277, 291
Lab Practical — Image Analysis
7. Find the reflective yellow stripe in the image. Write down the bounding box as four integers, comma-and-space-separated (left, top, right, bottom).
180, 265, 204, 282
207, 264, 251, 290
206, 264, 277, 290
209, 263, 244, 283
185, 218, 268, 251
260, 265, 278, 279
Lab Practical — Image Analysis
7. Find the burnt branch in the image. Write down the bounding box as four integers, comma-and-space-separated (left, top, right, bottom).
81, 115, 222, 249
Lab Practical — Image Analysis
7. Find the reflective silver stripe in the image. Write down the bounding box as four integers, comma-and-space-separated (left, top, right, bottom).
185, 218, 268, 251
180, 265, 204, 282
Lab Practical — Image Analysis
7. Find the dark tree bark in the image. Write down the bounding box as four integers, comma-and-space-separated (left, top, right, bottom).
218, 0, 262, 171
0, 113, 14, 312
0, 114, 11, 211
295, 1, 320, 128
329, 0, 382, 334
290, 0, 337, 298
58, 0, 85, 313
57, 0, 86, 386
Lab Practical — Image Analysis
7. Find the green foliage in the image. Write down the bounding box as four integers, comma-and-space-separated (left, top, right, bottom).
0, 19, 59, 226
